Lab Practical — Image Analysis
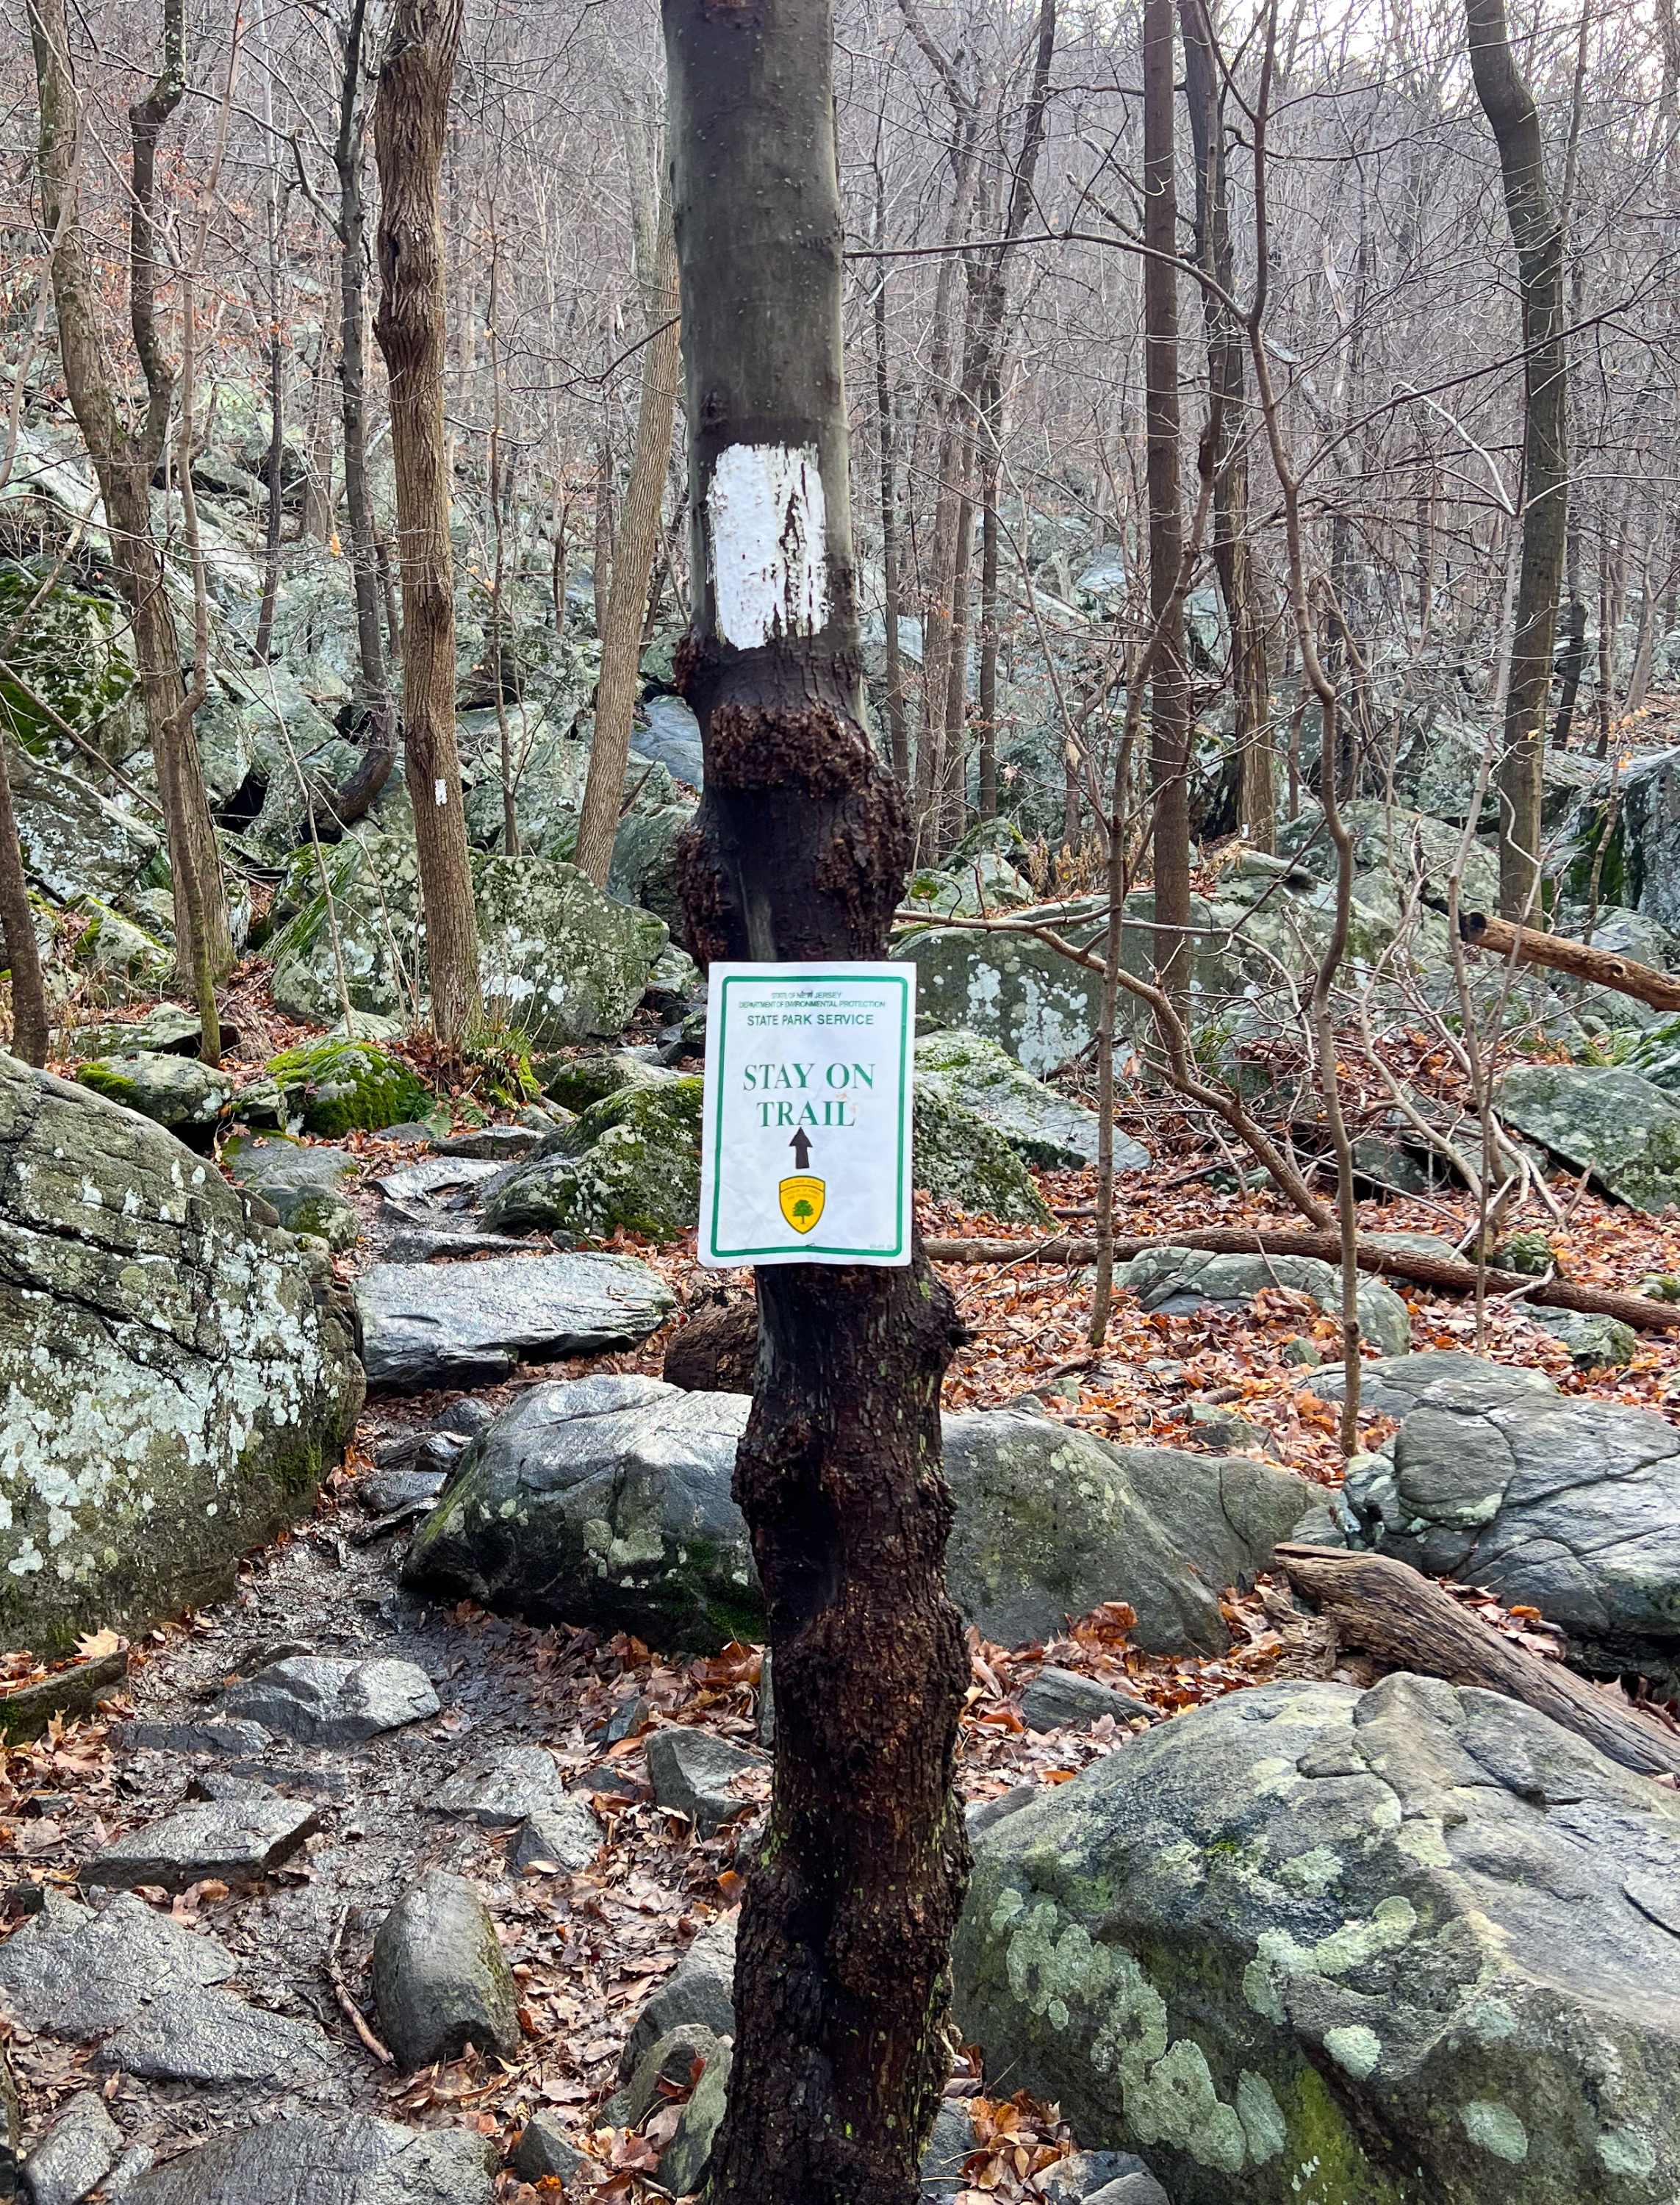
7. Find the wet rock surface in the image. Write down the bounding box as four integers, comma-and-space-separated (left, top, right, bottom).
356, 1252, 675, 1390
220, 1657, 440, 1746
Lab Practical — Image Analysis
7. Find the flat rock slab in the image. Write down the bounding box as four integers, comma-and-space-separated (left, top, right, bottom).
435, 1744, 567, 1824
82, 1788, 323, 1891
0, 1893, 232, 2037
645, 1729, 767, 1835
434, 1126, 548, 1162
220, 1655, 440, 1744
129, 2116, 497, 2205
509, 1801, 604, 1874
357, 1253, 675, 1389
1497, 1061, 1680, 1212
21, 2090, 121, 2205
125, 1718, 273, 1757
1115, 1245, 1411, 1358
373, 1157, 505, 1204
1303, 1349, 1555, 1421
98, 1981, 330, 2084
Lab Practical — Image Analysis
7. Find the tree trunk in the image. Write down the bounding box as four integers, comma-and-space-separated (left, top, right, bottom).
873, 168, 910, 790
1467, 0, 1568, 919
28, 0, 232, 989
1144, 0, 1190, 1014
574, 201, 682, 889
1181, 0, 1272, 853
977, 417, 1000, 820
373, 0, 481, 1041
662, 0, 969, 2193
0, 740, 48, 1066
328, 0, 398, 825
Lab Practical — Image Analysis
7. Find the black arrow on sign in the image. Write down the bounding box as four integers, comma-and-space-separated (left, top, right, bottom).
789, 1127, 813, 1170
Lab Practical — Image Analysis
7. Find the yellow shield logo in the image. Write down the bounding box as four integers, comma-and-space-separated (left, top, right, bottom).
779, 1175, 825, 1234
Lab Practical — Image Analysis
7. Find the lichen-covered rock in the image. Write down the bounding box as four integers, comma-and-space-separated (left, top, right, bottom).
406, 1380, 1325, 1655
1496, 1062, 1680, 1213
265, 830, 420, 1025
68, 897, 172, 1000
953, 1672, 1680, 2205
475, 854, 667, 1046
913, 1082, 1054, 1225
6, 743, 159, 904
73, 1052, 234, 1148
917, 1028, 1142, 1172
483, 1078, 702, 1241
220, 1134, 361, 1251
1526, 1305, 1637, 1369
539, 1050, 675, 1112
1116, 1246, 1412, 1358
264, 1040, 431, 1137
894, 908, 1109, 1075
0, 1055, 363, 1654
904, 849, 1038, 919
608, 801, 694, 930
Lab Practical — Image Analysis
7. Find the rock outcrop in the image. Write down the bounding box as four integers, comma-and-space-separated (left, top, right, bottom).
0, 1055, 363, 1653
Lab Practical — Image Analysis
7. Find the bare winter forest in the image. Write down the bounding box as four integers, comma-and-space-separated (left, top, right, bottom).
4, 1, 1680, 2204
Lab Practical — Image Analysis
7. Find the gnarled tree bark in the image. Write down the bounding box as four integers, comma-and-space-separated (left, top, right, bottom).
663, 0, 969, 2194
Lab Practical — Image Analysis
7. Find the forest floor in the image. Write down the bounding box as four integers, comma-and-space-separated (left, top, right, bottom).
7, 996, 1680, 2200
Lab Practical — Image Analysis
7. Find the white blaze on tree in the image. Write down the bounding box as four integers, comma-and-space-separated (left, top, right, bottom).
707, 442, 829, 647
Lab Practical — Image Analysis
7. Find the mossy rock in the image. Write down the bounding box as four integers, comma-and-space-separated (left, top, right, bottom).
264, 1040, 431, 1138
484, 1077, 702, 1242
69, 897, 172, 1000
913, 1082, 1053, 1225
221, 1133, 362, 1252
75, 1050, 234, 1149
538, 1050, 676, 1113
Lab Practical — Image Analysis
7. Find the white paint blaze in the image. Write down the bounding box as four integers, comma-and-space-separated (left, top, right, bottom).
707, 442, 829, 648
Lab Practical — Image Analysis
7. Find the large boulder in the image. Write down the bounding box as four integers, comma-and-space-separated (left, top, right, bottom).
128, 2115, 496, 2205
952, 1672, 1680, 2205
483, 1078, 703, 1242
892, 906, 1111, 1075
404, 1379, 1328, 1654
1116, 1246, 1412, 1358
1496, 1063, 1680, 1213
475, 854, 667, 1045
913, 1083, 1054, 1225
916, 1028, 1142, 1172
1329, 1350, 1680, 1692
0, 1055, 363, 1654
73, 1051, 233, 1148
6, 743, 159, 904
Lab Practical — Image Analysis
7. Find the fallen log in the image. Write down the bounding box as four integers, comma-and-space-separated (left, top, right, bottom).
920, 1225, 1680, 1331
0, 1649, 128, 1743
1274, 1543, 1680, 1783
1460, 908, 1680, 1011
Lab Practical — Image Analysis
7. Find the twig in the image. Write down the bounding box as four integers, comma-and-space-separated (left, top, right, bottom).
327, 1905, 393, 2063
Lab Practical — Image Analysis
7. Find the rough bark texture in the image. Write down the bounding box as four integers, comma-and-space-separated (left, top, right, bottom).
575, 204, 682, 887
1143, 0, 1191, 1011
27, 0, 231, 987
663, 1, 969, 2198
373, 0, 481, 1039
1276, 1544, 1680, 1782
1466, 0, 1568, 919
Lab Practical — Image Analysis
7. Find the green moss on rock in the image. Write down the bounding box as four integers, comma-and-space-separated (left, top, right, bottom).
484, 1076, 701, 1241
913, 1082, 1053, 1225
264, 1039, 431, 1136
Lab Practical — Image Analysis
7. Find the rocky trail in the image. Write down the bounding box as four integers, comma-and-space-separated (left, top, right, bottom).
7, 1021, 1680, 2202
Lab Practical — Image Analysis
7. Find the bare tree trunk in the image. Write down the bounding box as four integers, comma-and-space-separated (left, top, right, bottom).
1181, 0, 1272, 852
1467, 0, 1569, 920
574, 200, 681, 888
329, 0, 398, 823
1144, 0, 1190, 1014
373, 0, 480, 1041
873, 163, 910, 789
663, 0, 967, 2192
28, 0, 231, 989
977, 397, 1000, 819
0, 744, 48, 1066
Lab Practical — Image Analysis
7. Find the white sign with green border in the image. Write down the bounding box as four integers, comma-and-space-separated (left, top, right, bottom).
697, 961, 914, 1268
